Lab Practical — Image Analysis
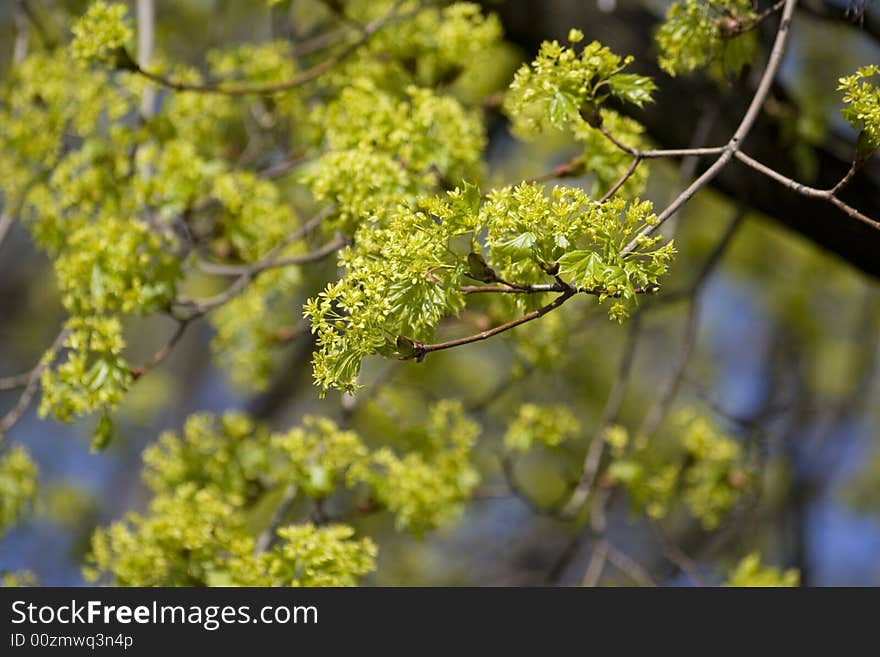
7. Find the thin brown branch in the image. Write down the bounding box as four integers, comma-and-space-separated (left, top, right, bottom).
0, 210, 15, 253
581, 540, 609, 586
402, 288, 577, 361
599, 127, 726, 160
619, 0, 798, 255
734, 150, 880, 229
523, 156, 585, 186
579, 489, 612, 586
653, 522, 706, 586
197, 235, 346, 277
186, 236, 346, 313
0, 370, 33, 391
130, 319, 190, 380
13, 1, 30, 64
721, 0, 787, 37
137, 0, 156, 118
175, 206, 336, 316
460, 283, 567, 294
598, 156, 642, 202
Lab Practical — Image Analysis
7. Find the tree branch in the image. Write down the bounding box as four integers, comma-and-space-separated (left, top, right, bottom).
402, 287, 577, 361
618, 0, 799, 255
130, 319, 190, 380
130, 1, 410, 96
561, 314, 642, 517
734, 150, 879, 230
253, 484, 298, 556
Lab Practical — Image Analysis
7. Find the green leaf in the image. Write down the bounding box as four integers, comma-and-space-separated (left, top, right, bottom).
496, 231, 537, 256
558, 249, 604, 283
91, 414, 114, 452
549, 91, 579, 128
461, 181, 482, 216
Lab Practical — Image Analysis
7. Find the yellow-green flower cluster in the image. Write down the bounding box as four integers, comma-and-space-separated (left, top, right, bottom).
88, 402, 480, 583
143, 412, 273, 500
724, 552, 799, 587
503, 403, 581, 452
305, 83, 485, 231
373, 1, 503, 86
504, 38, 655, 138
350, 400, 481, 533
605, 411, 751, 528
70, 1, 133, 66
655, 0, 757, 77
0, 447, 38, 539
270, 416, 370, 498
87, 483, 377, 586
838, 65, 880, 154
39, 317, 133, 423
304, 195, 473, 393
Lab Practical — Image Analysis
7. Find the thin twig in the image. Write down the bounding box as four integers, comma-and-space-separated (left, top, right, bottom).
618, 0, 799, 255
130, 319, 190, 380
254, 484, 298, 555
562, 314, 643, 517
604, 543, 657, 586
131, 1, 409, 96
12, 0, 29, 64
0, 328, 69, 441
137, 0, 156, 118
186, 237, 345, 313
0, 211, 15, 253
638, 212, 745, 437
403, 288, 577, 361
176, 206, 336, 316
598, 156, 642, 202
652, 522, 707, 586
196, 235, 346, 277
734, 150, 879, 229
0, 370, 34, 391
581, 540, 609, 586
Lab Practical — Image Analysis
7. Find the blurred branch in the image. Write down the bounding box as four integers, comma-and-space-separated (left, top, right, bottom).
402, 288, 577, 361
562, 315, 643, 517
638, 211, 745, 437
137, 0, 156, 118
0, 327, 69, 443
604, 543, 657, 586
13, 1, 30, 64
652, 522, 706, 586
176, 206, 337, 316
254, 484, 298, 556
130, 1, 411, 96
130, 319, 190, 380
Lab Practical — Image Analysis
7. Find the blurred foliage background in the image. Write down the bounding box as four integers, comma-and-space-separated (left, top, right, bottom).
0, 0, 879, 586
